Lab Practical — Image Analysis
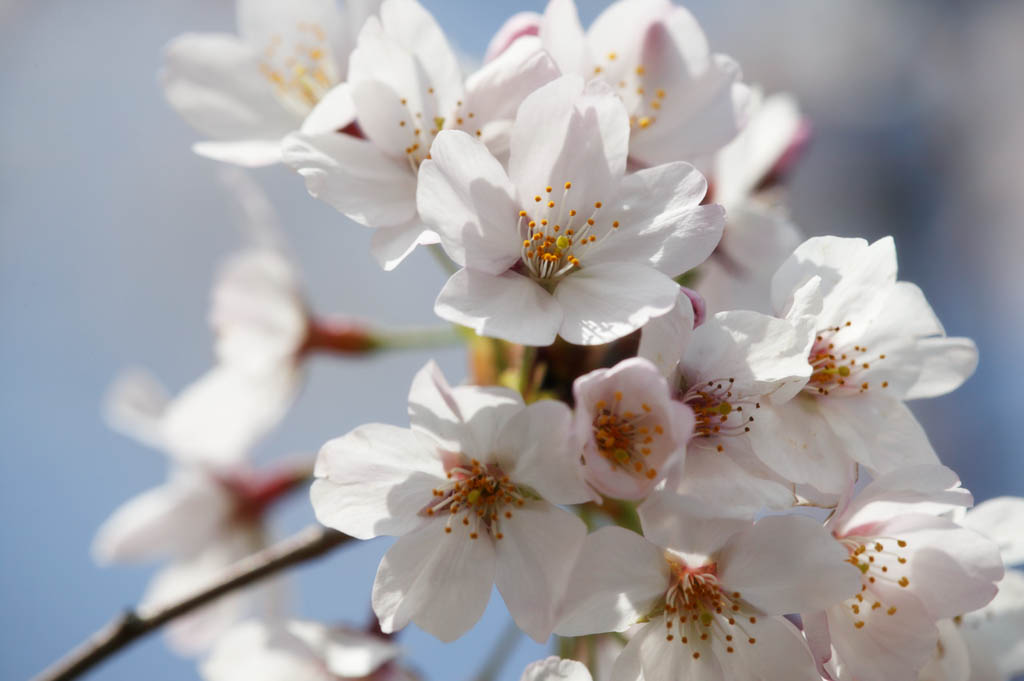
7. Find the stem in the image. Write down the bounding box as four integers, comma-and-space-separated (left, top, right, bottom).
372, 325, 464, 351
471, 619, 523, 681
32, 526, 352, 681
303, 319, 463, 356
517, 345, 537, 398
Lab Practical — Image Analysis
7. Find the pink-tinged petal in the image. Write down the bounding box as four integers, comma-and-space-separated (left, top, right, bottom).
555, 262, 679, 345
282, 131, 416, 227
675, 439, 796, 515
718, 515, 861, 614
103, 368, 170, 450
539, 0, 589, 76
193, 139, 284, 167
610, 624, 647, 681
902, 336, 978, 400
435, 269, 562, 346
586, 163, 723, 276
572, 357, 691, 500
300, 82, 357, 134
818, 396, 939, 477
509, 75, 629, 213
713, 92, 803, 206
716, 615, 823, 681
372, 517, 496, 642
201, 620, 335, 681
416, 130, 520, 273
799, 610, 832, 673
495, 502, 587, 642
163, 364, 300, 468
746, 396, 856, 497
369, 220, 437, 271
92, 472, 231, 564
586, 0, 677, 77
638, 616, 725, 681
520, 657, 593, 681
556, 526, 670, 636
638, 289, 694, 380
485, 12, 542, 63
466, 36, 559, 133
311, 425, 444, 540
822, 590, 938, 681
497, 400, 591, 505
162, 33, 298, 142
836, 464, 972, 534
638, 489, 750, 558
917, 619, 970, 681
964, 496, 1024, 565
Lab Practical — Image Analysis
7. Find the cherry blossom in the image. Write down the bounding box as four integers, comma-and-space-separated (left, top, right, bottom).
520, 657, 593, 681
761, 236, 979, 493
537, 0, 751, 166
284, 0, 560, 269
421, 74, 724, 345
556, 490, 861, 681
802, 466, 1004, 681
164, 0, 381, 167
310, 361, 590, 642
201, 618, 414, 681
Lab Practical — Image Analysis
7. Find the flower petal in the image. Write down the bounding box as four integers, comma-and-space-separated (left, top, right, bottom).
520, 657, 593, 681
300, 82, 357, 135
192, 139, 284, 167
964, 496, 1024, 566
638, 289, 694, 380
369, 219, 437, 271
435, 269, 562, 346
638, 488, 750, 558
539, 0, 590, 76
484, 12, 542, 63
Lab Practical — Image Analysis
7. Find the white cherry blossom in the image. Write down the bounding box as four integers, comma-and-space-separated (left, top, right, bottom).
201, 618, 411, 681
421, 74, 724, 346
538, 0, 751, 167
311, 361, 590, 643
639, 299, 825, 512
803, 466, 1004, 681
572, 357, 695, 500
284, 0, 559, 270
761, 236, 979, 493
556, 490, 861, 681
520, 657, 593, 681
164, 0, 381, 167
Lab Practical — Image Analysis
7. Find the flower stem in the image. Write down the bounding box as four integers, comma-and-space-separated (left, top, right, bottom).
31, 526, 353, 681
372, 324, 464, 351
471, 619, 523, 681
517, 345, 537, 398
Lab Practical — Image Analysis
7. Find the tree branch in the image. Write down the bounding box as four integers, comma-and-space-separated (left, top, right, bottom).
33, 525, 352, 681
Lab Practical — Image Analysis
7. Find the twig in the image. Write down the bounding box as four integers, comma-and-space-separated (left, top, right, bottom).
471, 618, 523, 681
33, 525, 352, 681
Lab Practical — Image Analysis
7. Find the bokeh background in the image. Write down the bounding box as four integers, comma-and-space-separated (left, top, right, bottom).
2, 0, 1023, 679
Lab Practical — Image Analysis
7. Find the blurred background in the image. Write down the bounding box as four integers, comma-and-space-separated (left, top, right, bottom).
2, 0, 1022, 679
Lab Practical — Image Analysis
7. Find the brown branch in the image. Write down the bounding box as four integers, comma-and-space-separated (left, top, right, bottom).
32, 525, 353, 681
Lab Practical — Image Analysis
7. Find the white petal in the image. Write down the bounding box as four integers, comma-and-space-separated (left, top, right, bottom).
435, 268, 562, 346
520, 657, 593, 681
485, 12, 542, 63
638, 615, 725, 681
369, 219, 437, 271
193, 139, 284, 167
416, 130, 520, 273
236, 0, 347, 71
836, 464, 971, 533
300, 82, 357, 135
961, 568, 1024, 679
495, 502, 587, 642
964, 496, 1024, 566
638, 488, 750, 558
539, 0, 590, 76
286, 621, 401, 677
282, 131, 416, 228
638, 289, 694, 380
718, 515, 861, 614
902, 337, 978, 400
917, 619, 970, 681
673, 441, 797, 515
311, 424, 444, 539
162, 33, 298, 141
372, 517, 495, 641
201, 619, 333, 681
465, 36, 560, 136
555, 262, 680, 345
715, 615, 822, 681
92, 472, 231, 564
555, 526, 670, 636
103, 368, 170, 450
497, 400, 592, 505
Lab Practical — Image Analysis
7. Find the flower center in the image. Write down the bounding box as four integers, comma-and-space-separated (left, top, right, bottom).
681, 378, 758, 449
591, 391, 663, 480
593, 58, 668, 132
838, 535, 911, 629
517, 183, 618, 283
259, 23, 339, 116
394, 97, 480, 171
659, 559, 760, 660
804, 322, 890, 396
423, 458, 525, 540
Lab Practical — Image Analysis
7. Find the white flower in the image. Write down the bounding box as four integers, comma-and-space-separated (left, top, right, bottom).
106, 246, 306, 468
760, 236, 979, 493
201, 618, 406, 681
696, 90, 806, 315
803, 466, 1004, 681
284, 0, 559, 270
420, 74, 724, 346
163, 0, 380, 167
572, 357, 694, 500
538, 0, 751, 166
556, 489, 860, 681
311, 361, 590, 642
639, 299, 821, 512
520, 657, 593, 681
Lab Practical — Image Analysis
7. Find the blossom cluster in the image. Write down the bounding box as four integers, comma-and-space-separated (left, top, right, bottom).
88, 1, 1024, 681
